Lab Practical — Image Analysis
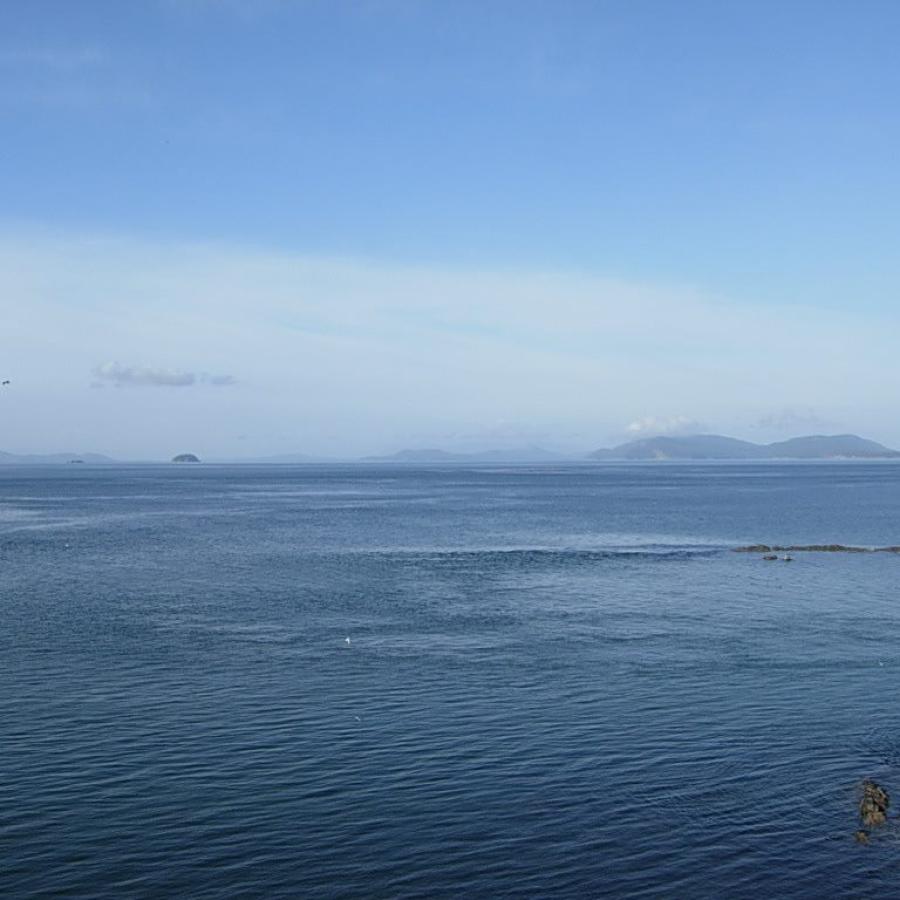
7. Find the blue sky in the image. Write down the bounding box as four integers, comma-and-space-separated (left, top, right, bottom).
2, 1, 900, 457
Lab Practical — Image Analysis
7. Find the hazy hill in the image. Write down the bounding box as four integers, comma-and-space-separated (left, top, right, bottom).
591, 435, 764, 461
214, 452, 337, 464
0, 451, 117, 464
589, 433, 900, 461
364, 445, 567, 463
762, 434, 900, 458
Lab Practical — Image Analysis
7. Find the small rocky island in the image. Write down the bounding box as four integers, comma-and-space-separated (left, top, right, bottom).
171, 453, 200, 463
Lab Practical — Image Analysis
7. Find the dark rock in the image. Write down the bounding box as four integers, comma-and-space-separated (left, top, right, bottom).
791, 544, 867, 553
861, 805, 887, 827
735, 544, 900, 554
859, 780, 890, 828
763, 554, 778, 561
171, 453, 200, 464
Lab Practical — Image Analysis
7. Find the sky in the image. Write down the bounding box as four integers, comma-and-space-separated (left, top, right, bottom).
3, 0, 900, 458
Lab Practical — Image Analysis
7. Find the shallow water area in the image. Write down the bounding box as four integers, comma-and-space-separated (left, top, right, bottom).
3, 462, 900, 898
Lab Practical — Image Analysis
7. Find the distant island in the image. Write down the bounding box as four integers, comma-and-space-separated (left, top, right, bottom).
363, 434, 900, 462
589, 434, 900, 461
0, 434, 897, 465
0, 451, 116, 465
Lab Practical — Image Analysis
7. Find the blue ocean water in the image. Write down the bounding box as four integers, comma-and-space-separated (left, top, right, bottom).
3, 462, 900, 898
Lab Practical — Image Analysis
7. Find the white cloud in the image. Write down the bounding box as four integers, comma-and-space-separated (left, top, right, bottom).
94, 362, 195, 387
92, 362, 236, 388
0, 228, 898, 457
625, 416, 706, 437
204, 373, 237, 386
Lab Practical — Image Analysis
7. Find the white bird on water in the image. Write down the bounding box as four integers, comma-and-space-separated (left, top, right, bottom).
345, 637, 351, 646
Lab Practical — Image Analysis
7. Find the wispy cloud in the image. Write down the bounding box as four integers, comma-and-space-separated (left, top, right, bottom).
205, 373, 237, 386
0, 47, 104, 69
625, 416, 707, 438
160, 0, 292, 18
92, 362, 236, 388
1, 229, 898, 457
755, 408, 836, 434
0, 43, 154, 111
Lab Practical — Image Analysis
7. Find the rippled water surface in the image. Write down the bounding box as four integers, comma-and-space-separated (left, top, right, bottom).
4, 462, 900, 898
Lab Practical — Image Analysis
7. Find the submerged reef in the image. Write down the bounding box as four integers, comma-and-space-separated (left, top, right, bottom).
734, 544, 900, 554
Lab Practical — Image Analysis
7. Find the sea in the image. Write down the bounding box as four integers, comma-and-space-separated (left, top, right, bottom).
3, 461, 900, 898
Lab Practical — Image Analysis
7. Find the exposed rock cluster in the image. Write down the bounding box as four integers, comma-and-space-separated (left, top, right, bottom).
735, 544, 900, 554
856, 780, 890, 843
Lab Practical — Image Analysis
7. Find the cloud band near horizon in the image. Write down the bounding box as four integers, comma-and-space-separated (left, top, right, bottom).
0, 228, 896, 458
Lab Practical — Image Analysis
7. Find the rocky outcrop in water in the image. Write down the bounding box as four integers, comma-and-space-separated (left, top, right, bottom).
171, 453, 201, 463
860, 780, 890, 826
735, 544, 900, 554
856, 780, 890, 842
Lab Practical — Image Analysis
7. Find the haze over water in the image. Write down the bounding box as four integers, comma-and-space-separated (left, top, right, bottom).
4, 462, 900, 898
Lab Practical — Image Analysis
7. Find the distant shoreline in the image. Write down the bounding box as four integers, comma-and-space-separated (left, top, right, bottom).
3, 432, 898, 465
2, 457, 900, 467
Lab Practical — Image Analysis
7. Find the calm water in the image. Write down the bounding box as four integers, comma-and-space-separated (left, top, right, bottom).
3, 462, 900, 898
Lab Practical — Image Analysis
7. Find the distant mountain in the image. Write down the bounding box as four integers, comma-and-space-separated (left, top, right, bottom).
215, 452, 337, 464
762, 434, 900, 459
364, 448, 465, 462
363, 445, 567, 463
589, 433, 900, 461
0, 450, 117, 465
591, 435, 764, 461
